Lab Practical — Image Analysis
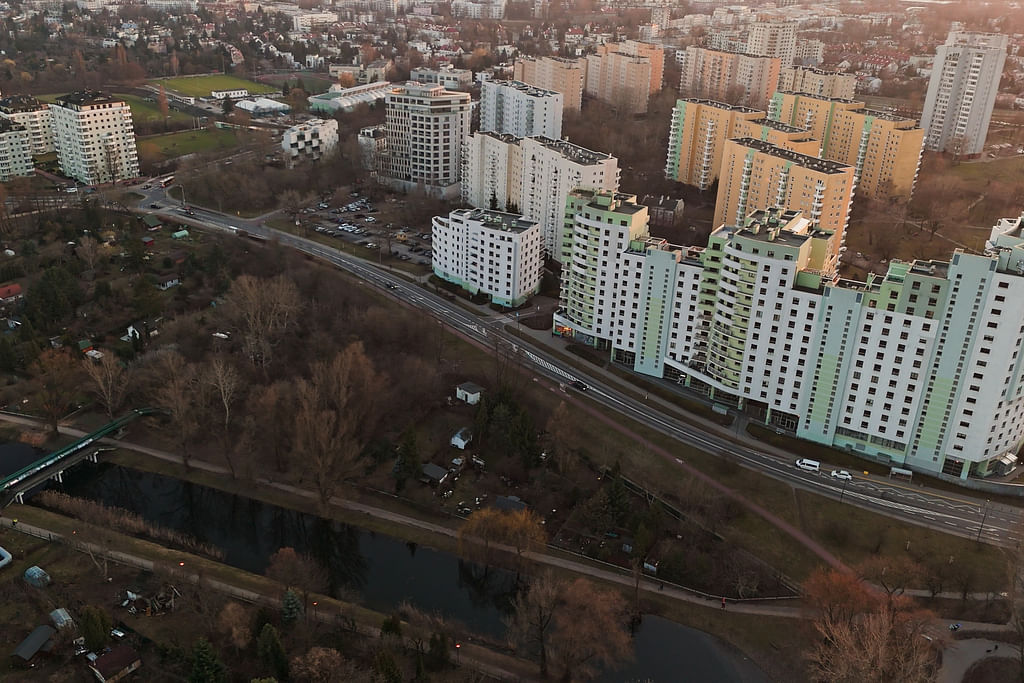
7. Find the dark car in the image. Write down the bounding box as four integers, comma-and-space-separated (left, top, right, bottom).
150, 203, 160, 209
570, 380, 588, 392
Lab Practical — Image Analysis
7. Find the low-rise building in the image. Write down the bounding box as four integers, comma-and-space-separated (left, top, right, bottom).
281, 118, 339, 167
432, 207, 543, 307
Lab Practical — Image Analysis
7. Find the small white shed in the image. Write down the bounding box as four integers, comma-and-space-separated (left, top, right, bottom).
456, 382, 485, 405
451, 427, 473, 450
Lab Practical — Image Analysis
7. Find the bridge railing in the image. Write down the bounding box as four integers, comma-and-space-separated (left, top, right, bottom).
0, 408, 158, 493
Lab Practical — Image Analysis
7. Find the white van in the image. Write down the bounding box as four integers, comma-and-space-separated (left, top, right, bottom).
795, 458, 820, 473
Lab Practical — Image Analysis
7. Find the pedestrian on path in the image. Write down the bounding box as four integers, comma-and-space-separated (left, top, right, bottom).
721, 597, 726, 609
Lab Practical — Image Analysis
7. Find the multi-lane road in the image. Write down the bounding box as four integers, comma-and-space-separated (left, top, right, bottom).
137, 186, 1024, 548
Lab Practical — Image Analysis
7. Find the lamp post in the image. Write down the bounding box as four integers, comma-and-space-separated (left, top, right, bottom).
840, 477, 850, 504
455, 642, 461, 666
977, 499, 991, 542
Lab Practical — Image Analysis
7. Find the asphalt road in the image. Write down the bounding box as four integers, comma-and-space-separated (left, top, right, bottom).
134, 185, 1024, 548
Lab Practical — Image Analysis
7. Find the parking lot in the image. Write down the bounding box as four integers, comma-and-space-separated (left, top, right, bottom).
298, 194, 434, 269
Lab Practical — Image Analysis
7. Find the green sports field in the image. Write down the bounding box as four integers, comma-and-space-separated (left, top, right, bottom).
152, 75, 278, 99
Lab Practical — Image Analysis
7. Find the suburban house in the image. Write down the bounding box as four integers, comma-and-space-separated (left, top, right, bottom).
158, 275, 180, 291
451, 427, 473, 450
88, 644, 142, 683
141, 236, 154, 248
11, 625, 55, 666
456, 381, 484, 405
420, 463, 450, 487
0, 283, 22, 305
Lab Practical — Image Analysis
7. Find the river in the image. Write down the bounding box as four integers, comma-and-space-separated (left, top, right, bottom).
17, 454, 767, 682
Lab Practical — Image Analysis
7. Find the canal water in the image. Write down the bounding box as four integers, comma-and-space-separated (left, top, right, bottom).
23, 456, 767, 682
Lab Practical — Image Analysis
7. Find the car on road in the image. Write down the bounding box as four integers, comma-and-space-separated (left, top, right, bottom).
150, 203, 160, 209
386, 283, 398, 290
570, 380, 588, 391
830, 470, 853, 481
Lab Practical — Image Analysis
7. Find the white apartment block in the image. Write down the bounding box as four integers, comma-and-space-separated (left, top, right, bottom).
554, 203, 1024, 481
281, 118, 339, 167
0, 95, 54, 155
461, 132, 620, 258
0, 119, 34, 182
746, 21, 797, 66
292, 12, 338, 32
921, 31, 1008, 157
451, 0, 505, 18
50, 91, 139, 185
480, 80, 563, 140
410, 65, 473, 90
379, 83, 471, 199
431, 208, 543, 307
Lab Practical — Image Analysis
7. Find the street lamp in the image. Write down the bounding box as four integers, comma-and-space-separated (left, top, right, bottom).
455, 642, 461, 666
977, 499, 991, 543
840, 477, 850, 504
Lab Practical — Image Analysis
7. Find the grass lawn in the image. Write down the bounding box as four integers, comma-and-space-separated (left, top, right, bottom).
153, 75, 278, 99
137, 128, 240, 161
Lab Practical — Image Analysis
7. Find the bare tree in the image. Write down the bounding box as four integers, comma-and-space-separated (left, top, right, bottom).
227, 274, 302, 369
292, 343, 379, 509
204, 356, 241, 476
545, 401, 577, 473
549, 578, 632, 681
216, 602, 252, 652
31, 349, 81, 435
83, 354, 130, 420
148, 351, 206, 467
507, 572, 563, 677
77, 235, 103, 271
856, 555, 923, 603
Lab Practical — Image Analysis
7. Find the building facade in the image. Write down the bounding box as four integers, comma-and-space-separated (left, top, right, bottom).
410, 65, 473, 90
714, 138, 855, 267
585, 41, 665, 114
555, 206, 1024, 479
664, 98, 817, 190
379, 83, 471, 198
50, 91, 139, 185
513, 56, 586, 112
778, 66, 856, 100
0, 119, 34, 182
431, 208, 542, 307
462, 132, 620, 259
746, 21, 797, 66
921, 31, 1008, 157
769, 91, 924, 198
678, 47, 780, 109
281, 118, 339, 167
480, 80, 563, 139
0, 95, 54, 155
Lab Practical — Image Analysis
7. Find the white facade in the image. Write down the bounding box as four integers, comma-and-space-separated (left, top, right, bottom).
357, 125, 386, 172
0, 120, 34, 182
431, 208, 543, 307
0, 95, 54, 155
410, 65, 473, 90
921, 31, 1008, 157
746, 21, 797, 66
50, 91, 139, 185
380, 83, 471, 198
461, 132, 620, 258
292, 12, 338, 32
211, 88, 249, 100
480, 80, 563, 140
281, 118, 339, 166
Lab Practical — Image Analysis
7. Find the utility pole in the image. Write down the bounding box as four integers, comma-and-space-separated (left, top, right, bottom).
977, 499, 990, 542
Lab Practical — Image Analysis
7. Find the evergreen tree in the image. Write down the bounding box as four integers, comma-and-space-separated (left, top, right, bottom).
373, 649, 402, 683
257, 623, 289, 680
393, 431, 420, 492
79, 605, 111, 652
189, 637, 227, 683
426, 631, 449, 671
281, 588, 303, 625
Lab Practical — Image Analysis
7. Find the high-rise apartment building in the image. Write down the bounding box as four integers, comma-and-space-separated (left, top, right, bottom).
778, 66, 856, 100
0, 119, 34, 182
431, 208, 543, 307
379, 82, 471, 198
921, 31, 1008, 157
585, 41, 665, 114
555, 206, 1024, 479
664, 98, 817, 190
553, 190, 651, 349
480, 80, 563, 139
770, 91, 924, 198
50, 91, 139, 185
513, 57, 586, 113
746, 21, 797, 66
714, 138, 855, 266
0, 95, 54, 155
678, 47, 780, 109
461, 132, 620, 258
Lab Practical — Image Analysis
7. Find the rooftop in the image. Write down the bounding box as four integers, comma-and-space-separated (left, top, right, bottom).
529, 135, 615, 165
54, 90, 125, 108
749, 117, 808, 134
489, 80, 561, 98
0, 94, 46, 113
0, 118, 25, 134
774, 90, 863, 105
457, 207, 537, 234
729, 137, 853, 174
679, 98, 761, 114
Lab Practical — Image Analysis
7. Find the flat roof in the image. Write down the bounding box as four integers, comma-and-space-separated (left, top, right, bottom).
54, 90, 125, 107
774, 90, 863, 105
457, 207, 537, 233
748, 117, 808, 134
529, 135, 615, 164
488, 79, 561, 98
730, 137, 852, 174
679, 98, 761, 114
0, 94, 46, 113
